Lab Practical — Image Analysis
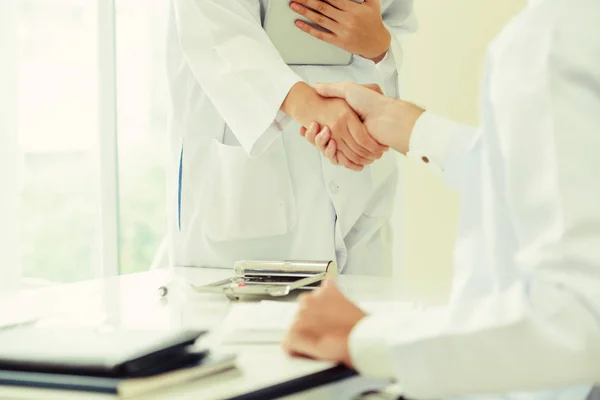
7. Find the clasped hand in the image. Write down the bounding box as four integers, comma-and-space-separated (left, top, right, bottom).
306, 95, 387, 171
301, 82, 426, 169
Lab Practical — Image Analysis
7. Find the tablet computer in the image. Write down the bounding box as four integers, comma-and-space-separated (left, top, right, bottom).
264, 0, 364, 66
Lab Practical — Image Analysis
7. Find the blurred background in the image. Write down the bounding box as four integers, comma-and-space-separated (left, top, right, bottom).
1, 0, 526, 294
2, 0, 169, 286
395, 0, 526, 302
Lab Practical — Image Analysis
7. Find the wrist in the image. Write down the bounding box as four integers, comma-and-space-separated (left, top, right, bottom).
280, 82, 322, 126
387, 100, 425, 154
364, 29, 391, 63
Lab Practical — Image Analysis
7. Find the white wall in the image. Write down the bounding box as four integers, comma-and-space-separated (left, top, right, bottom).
393, 0, 526, 302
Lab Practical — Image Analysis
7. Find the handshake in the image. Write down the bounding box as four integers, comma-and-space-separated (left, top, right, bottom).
283, 82, 425, 170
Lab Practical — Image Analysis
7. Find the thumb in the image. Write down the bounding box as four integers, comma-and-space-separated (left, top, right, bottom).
314, 82, 351, 100
362, 83, 383, 95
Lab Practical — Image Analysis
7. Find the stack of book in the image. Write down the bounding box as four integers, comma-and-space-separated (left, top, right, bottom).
0, 327, 236, 398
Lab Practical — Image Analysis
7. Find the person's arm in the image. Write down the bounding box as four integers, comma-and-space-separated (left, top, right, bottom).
349, 7, 600, 397
173, 0, 384, 164
172, 0, 303, 157
313, 82, 478, 189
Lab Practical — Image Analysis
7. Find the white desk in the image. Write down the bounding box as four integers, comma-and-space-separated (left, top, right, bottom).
0, 268, 402, 399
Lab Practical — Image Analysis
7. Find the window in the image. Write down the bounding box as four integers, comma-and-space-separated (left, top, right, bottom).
2, 0, 168, 286
116, 0, 168, 275
18, 0, 102, 283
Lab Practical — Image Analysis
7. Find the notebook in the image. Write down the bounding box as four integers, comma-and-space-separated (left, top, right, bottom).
219, 300, 417, 344
0, 328, 206, 377
0, 327, 236, 398
0, 352, 236, 399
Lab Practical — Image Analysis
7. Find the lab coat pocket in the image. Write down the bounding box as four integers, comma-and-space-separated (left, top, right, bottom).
203, 138, 297, 242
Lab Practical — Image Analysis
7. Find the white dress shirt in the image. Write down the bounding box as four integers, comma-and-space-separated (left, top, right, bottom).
350, 0, 600, 398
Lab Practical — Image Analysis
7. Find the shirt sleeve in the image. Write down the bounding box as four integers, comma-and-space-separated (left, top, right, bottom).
407, 111, 479, 190
172, 0, 303, 157
349, 3, 600, 398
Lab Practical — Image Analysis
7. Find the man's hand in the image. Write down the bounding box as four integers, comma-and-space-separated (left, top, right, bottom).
313, 97, 386, 170
309, 82, 425, 157
282, 82, 386, 171
290, 0, 391, 63
282, 279, 367, 366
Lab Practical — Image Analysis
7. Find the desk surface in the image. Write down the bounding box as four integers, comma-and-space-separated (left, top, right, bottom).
0, 268, 401, 399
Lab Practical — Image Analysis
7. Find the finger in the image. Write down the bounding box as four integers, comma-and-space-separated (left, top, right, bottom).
291, 0, 342, 25
324, 138, 338, 162
303, 122, 319, 139
314, 82, 352, 99
315, 126, 331, 153
324, 0, 358, 11
339, 137, 373, 164
341, 130, 379, 162
348, 118, 386, 157
336, 150, 363, 172
362, 83, 383, 95
295, 20, 338, 45
305, 123, 320, 146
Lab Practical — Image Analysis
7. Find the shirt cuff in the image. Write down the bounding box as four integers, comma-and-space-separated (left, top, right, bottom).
349, 314, 398, 382
238, 70, 303, 158
407, 111, 463, 172
375, 30, 401, 98
375, 46, 397, 81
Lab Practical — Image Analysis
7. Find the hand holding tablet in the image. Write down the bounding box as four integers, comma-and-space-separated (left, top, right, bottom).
290, 0, 391, 63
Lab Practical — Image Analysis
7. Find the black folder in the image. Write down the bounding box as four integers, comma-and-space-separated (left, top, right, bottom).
0, 327, 206, 377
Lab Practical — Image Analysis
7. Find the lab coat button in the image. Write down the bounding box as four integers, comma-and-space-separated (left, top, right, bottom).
329, 182, 340, 194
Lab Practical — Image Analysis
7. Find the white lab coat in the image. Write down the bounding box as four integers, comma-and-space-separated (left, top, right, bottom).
350, 0, 600, 398
165, 0, 416, 274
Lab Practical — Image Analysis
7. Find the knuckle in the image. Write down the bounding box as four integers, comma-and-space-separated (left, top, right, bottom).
317, 2, 327, 13
317, 15, 326, 26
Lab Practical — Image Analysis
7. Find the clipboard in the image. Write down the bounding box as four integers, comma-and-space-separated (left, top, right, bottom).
191, 260, 338, 301
263, 0, 364, 66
